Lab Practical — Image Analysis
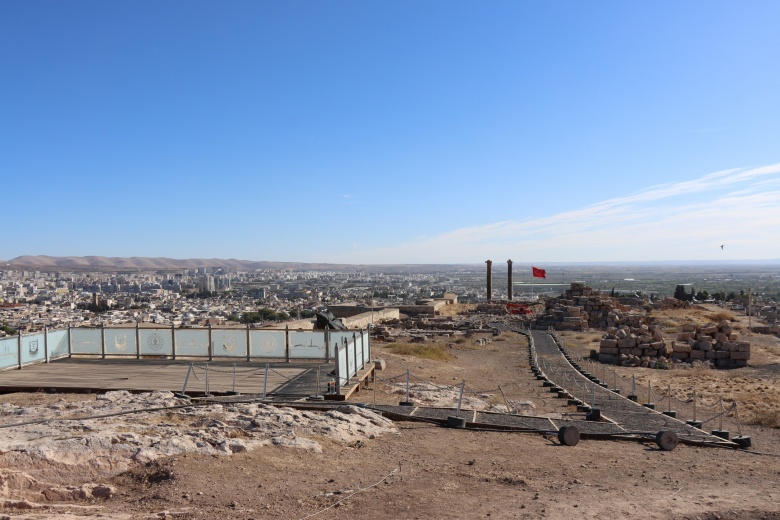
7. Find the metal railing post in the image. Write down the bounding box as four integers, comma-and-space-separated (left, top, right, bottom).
246, 323, 251, 362
285, 326, 290, 363
171, 323, 177, 360
208, 324, 213, 361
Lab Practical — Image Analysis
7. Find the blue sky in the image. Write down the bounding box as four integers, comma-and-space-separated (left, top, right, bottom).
2, 1, 779, 263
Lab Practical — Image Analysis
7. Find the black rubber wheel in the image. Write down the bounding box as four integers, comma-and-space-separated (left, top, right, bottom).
558, 425, 580, 446
655, 430, 679, 451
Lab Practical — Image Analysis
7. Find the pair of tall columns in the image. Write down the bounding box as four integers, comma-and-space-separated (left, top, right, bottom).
486, 259, 512, 302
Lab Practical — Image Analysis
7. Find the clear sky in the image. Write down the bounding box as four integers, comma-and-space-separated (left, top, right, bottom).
2, 1, 779, 264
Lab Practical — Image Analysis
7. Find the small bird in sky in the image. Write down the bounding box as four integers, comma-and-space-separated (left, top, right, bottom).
720, 245, 724, 249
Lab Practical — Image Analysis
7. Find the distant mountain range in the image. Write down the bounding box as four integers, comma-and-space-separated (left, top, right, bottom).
0, 255, 464, 273
3, 255, 779, 271
2, 255, 348, 270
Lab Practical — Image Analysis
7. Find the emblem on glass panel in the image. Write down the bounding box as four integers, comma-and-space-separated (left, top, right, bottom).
147, 332, 165, 352
114, 334, 128, 351
29, 339, 39, 357
258, 335, 278, 354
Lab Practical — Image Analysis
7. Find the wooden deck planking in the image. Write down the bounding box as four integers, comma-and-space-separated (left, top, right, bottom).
0, 359, 329, 396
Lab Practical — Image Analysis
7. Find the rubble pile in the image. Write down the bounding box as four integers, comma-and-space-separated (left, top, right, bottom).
657, 298, 692, 310
670, 321, 751, 368
371, 317, 485, 342
598, 323, 668, 367
534, 283, 637, 331
598, 320, 751, 369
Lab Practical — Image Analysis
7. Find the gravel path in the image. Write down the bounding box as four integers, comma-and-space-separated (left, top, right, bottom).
529, 330, 736, 445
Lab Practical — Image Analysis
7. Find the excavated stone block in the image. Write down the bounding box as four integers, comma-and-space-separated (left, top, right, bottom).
672, 343, 692, 353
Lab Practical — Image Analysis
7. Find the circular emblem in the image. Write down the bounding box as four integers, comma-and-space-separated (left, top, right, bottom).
147, 332, 165, 352
259, 335, 278, 354
29, 340, 39, 357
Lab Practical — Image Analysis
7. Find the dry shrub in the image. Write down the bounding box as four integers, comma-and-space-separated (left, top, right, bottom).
708, 311, 735, 323
745, 407, 780, 428
386, 342, 452, 361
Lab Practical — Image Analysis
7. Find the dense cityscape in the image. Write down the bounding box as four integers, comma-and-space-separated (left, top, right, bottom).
2, 261, 779, 335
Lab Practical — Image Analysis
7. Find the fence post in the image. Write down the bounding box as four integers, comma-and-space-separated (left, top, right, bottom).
246, 323, 251, 362
324, 328, 330, 363
135, 322, 140, 359
366, 325, 371, 363
17, 330, 22, 369
171, 323, 177, 360
208, 324, 213, 361
359, 329, 365, 370
101, 322, 106, 359
285, 326, 290, 363
352, 332, 357, 377
44, 326, 49, 364
334, 341, 341, 394
68, 325, 72, 358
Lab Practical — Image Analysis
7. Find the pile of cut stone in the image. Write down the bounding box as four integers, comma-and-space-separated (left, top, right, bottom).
535, 282, 638, 331
598, 323, 667, 368
670, 321, 751, 368
657, 297, 691, 310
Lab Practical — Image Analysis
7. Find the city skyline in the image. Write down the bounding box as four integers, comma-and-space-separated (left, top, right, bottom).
3, 2, 779, 263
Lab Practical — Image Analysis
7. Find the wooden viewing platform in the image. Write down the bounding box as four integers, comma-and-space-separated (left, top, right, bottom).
0, 358, 337, 397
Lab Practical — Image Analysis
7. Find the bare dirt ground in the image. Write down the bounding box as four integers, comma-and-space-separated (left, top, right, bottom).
1, 322, 780, 520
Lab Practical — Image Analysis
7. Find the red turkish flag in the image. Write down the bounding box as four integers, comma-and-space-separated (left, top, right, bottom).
532, 267, 546, 278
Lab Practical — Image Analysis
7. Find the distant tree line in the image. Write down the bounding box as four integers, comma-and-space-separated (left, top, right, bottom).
674, 285, 738, 302
1, 321, 16, 335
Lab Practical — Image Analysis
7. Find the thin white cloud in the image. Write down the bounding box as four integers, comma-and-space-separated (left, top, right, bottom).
325, 163, 780, 263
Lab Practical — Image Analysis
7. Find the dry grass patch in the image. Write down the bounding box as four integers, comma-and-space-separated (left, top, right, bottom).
385, 342, 453, 361
707, 311, 736, 323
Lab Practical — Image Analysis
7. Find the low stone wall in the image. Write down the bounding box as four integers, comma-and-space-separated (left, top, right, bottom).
670, 321, 751, 368
598, 324, 667, 367
597, 320, 751, 369
534, 282, 639, 331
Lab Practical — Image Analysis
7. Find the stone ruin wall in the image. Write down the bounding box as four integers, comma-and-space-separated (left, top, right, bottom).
598, 320, 751, 369
669, 321, 751, 368
534, 283, 751, 369
534, 282, 637, 331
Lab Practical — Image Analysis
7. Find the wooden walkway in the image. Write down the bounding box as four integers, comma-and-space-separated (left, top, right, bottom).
0, 358, 334, 397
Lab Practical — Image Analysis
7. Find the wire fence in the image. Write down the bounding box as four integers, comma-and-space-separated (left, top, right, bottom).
552, 334, 755, 445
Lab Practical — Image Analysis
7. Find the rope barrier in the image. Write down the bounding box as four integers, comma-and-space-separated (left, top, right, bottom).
299, 467, 400, 520
699, 402, 737, 426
